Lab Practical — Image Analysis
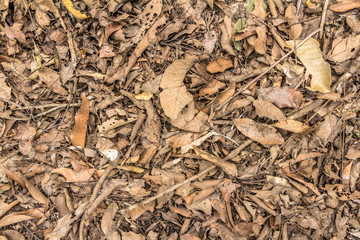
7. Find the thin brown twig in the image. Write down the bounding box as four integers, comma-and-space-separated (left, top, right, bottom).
319, 0, 331, 38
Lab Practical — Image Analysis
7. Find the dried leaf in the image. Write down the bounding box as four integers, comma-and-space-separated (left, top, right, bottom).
0, 208, 44, 228
70, 93, 89, 148
247, 26, 267, 54
285, 4, 302, 39
253, 99, 286, 121
286, 38, 331, 93
257, 86, 303, 108
51, 168, 95, 182
16, 124, 36, 155
0, 77, 11, 100
160, 57, 196, 121
121, 231, 145, 240
329, 35, 360, 63
274, 120, 310, 133
38, 68, 67, 96
135, 92, 153, 101
199, 79, 226, 96
234, 118, 284, 145
207, 58, 233, 73
330, 0, 360, 12
346, 144, 360, 160
62, 0, 89, 20
203, 30, 217, 54
2, 23, 27, 44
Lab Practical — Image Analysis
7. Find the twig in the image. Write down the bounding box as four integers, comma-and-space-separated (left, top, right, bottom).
216, 29, 321, 111
129, 111, 146, 143
319, 0, 331, 38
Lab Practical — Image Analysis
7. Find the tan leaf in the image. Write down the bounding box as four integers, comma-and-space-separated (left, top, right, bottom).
330, 0, 360, 12
234, 118, 284, 145
285, 4, 302, 40
329, 35, 360, 63
251, 0, 267, 19
274, 120, 310, 133
160, 57, 196, 121
0, 208, 44, 228
199, 79, 226, 96
0, 77, 11, 100
135, 92, 153, 101
2, 23, 26, 44
101, 202, 120, 239
121, 231, 145, 240
194, 148, 237, 177
346, 144, 360, 160
38, 68, 67, 95
129, 202, 155, 220
253, 99, 286, 121
286, 38, 331, 93
257, 86, 303, 108
70, 93, 89, 148
247, 26, 267, 54
317, 92, 341, 100
35, 6, 50, 27
207, 58, 233, 73
16, 124, 36, 155
51, 168, 95, 182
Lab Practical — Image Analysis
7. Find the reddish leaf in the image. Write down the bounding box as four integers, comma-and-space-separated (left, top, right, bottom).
257, 86, 303, 108
70, 93, 89, 148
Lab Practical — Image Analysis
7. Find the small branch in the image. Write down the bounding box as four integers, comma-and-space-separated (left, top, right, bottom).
319, 0, 331, 38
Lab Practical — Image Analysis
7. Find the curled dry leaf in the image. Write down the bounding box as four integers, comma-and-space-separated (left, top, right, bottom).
329, 0, 360, 12
62, 0, 89, 20
206, 58, 233, 73
257, 86, 303, 108
16, 124, 36, 155
286, 38, 331, 93
253, 99, 286, 121
234, 118, 284, 145
70, 93, 89, 148
273, 120, 310, 133
329, 35, 360, 63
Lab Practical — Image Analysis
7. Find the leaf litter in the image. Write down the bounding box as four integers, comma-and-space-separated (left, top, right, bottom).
0, 0, 359, 239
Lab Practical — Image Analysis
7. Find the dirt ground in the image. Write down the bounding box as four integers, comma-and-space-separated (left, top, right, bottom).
0, 0, 360, 239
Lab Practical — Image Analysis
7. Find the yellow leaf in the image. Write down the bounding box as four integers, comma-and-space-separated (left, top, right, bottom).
135, 92, 153, 101
286, 38, 331, 93
62, 0, 89, 20
117, 166, 145, 173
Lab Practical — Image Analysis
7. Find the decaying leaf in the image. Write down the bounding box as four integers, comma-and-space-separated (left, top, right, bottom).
234, 118, 284, 145
0, 77, 11, 100
16, 124, 36, 155
257, 86, 303, 108
207, 58, 233, 73
274, 120, 310, 133
70, 93, 89, 148
286, 38, 331, 93
62, 0, 89, 20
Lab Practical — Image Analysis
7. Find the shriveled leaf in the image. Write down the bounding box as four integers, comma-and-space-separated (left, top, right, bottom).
117, 166, 145, 173
329, 0, 360, 12
207, 58, 233, 73
234, 118, 284, 145
274, 120, 310, 133
62, 0, 89, 20
329, 35, 360, 63
257, 86, 303, 108
253, 99, 286, 121
70, 93, 89, 148
286, 38, 331, 93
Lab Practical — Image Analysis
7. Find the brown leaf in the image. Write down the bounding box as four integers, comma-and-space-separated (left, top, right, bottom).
2, 23, 27, 44
0, 77, 11, 100
285, 4, 302, 39
121, 231, 145, 240
329, 35, 360, 63
247, 26, 267, 54
206, 58, 233, 73
199, 79, 226, 96
194, 148, 237, 177
234, 118, 284, 145
251, 0, 267, 19
0, 208, 44, 228
35, 6, 50, 27
160, 56, 196, 121
330, 0, 360, 12
16, 124, 36, 155
38, 68, 67, 95
51, 168, 95, 182
274, 120, 310, 133
346, 144, 360, 160
257, 86, 303, 108
70, 93, 89, 148
253, 99, 286, 121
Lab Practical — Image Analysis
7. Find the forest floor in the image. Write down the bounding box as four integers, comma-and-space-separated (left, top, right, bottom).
0, 0, 360, 239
